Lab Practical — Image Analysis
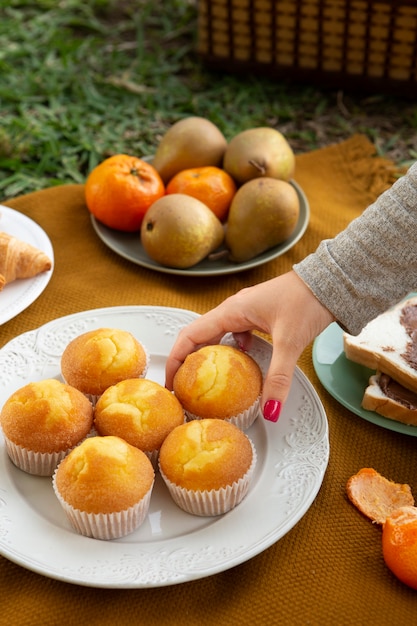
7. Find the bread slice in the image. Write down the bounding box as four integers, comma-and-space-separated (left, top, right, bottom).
343, 296, 417, 394
362, 373, 417, 426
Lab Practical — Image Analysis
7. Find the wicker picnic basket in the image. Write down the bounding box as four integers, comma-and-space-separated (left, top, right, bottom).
197, 0, 417, 95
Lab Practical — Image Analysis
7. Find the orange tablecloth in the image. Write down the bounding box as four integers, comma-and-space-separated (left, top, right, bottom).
1, 135, 417, 625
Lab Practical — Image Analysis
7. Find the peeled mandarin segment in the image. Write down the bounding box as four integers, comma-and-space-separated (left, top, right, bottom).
346, 467, 415, 524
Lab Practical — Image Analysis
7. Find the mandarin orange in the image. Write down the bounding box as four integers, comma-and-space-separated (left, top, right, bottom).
85, 154, 165, 232
382, 505, 417, 590
165, 166, 237, 222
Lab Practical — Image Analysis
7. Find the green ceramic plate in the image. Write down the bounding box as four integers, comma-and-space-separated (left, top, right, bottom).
312, 320, 417, 436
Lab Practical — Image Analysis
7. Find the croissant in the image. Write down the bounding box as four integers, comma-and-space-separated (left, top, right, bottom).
0, 231, 52, 287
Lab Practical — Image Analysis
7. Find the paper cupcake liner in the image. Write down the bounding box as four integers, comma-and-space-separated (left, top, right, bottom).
185, 395, 261, 431
144, 448, 160, 471
2, 436, 71, 477
160, 439, 257, 516
52, 473, 154, 540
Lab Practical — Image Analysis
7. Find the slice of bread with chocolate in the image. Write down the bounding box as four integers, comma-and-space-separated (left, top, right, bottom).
343, 295, 417, 425
362, 373, 417, 426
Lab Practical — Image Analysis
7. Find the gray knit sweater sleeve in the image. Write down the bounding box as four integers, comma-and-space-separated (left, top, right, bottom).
294, 161, 417, 335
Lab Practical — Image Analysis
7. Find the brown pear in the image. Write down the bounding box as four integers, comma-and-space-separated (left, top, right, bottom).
140, 194, 224, 269
225, 178, 300, 263
152, 117, 227, 184
223, 127, 295, 184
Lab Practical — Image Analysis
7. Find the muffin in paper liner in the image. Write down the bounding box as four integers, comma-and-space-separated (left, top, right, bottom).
62, 348, 150, 408
0, 378, 95, 476
75, 346, 150, 407
61, 331, 150, 407
52, 472, 154, 540
185, 395, 261, 431
173, 344, 263, 431
159, 440, 257, 516
2, 424, 99, 477
93, 378, 185, 468
2, 435, 71, 477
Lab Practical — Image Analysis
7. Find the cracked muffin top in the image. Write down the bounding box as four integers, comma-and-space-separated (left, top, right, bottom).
172, 344, 262, 420
0, 378, 93, 453
61, 327, 148, 397
94, 378, 184, 453
54, 435, 154, 514
159, 418, 254, 491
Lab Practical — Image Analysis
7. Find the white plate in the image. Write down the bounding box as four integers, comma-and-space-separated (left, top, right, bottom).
0, 306, 329, 588
0, 206, 54, 325
90, 180, 309, 276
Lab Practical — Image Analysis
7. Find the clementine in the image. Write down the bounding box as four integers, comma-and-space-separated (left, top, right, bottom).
85, 154, 165, 232
382, 505, 417, 590
165, 166, 237, 222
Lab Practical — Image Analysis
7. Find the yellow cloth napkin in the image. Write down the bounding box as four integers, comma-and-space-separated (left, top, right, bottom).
1, 135, 416, 625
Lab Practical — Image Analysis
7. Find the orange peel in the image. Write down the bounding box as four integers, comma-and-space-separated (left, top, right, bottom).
346, 467, 414, 524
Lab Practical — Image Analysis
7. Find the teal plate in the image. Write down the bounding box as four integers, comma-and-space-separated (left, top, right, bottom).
312, 320, 417, 436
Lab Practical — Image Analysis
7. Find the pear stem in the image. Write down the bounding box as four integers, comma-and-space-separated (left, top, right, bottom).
208, 249, 229, 262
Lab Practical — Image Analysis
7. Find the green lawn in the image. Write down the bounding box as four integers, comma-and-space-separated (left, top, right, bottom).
1, 0, 416, 199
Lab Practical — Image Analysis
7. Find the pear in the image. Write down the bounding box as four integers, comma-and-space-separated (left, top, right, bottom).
140, 194, 224, 268
223, 127, 295, 184
225, 178, 300, 263
152, 117, 227, 184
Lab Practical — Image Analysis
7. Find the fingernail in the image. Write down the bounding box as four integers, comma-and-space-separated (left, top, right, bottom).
263, 400, 282, 422
237, 341, 247, 352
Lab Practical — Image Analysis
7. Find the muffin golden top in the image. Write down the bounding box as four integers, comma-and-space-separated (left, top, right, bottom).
159, 418, 253, 491
173, 344, 262, 419
61, 327, 147, 395
0, 378, 93, 453
55, 435, 154, 514
94, 378, 184, 451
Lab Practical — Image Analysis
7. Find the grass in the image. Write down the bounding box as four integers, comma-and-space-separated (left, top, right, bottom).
1, 0, 417, 199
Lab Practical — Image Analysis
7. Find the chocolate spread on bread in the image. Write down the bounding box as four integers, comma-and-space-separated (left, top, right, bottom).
375, 304, 417, 409
400, 304, 417, 370
379, 373, 417, 410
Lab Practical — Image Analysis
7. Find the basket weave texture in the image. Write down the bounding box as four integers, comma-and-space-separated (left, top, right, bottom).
198, 0, 417, 94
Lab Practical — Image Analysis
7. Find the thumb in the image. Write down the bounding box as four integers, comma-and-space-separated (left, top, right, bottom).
260, 342, 300, 423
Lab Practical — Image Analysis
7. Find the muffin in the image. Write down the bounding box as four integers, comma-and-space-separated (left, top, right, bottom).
53, 435, 155, 540
159, 418, 256, 516
0, 378, 94, 476
61, 327, 148, 404
173, 344, 262, 430
94, 378, 185, 468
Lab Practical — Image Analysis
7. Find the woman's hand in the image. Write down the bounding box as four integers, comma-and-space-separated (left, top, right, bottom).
165, 270, 334, 422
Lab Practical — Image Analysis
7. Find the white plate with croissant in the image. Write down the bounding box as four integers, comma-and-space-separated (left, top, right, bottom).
0, 206, 54, 325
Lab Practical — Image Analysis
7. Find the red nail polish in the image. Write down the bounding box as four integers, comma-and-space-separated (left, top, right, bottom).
263, 400, 282, 422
